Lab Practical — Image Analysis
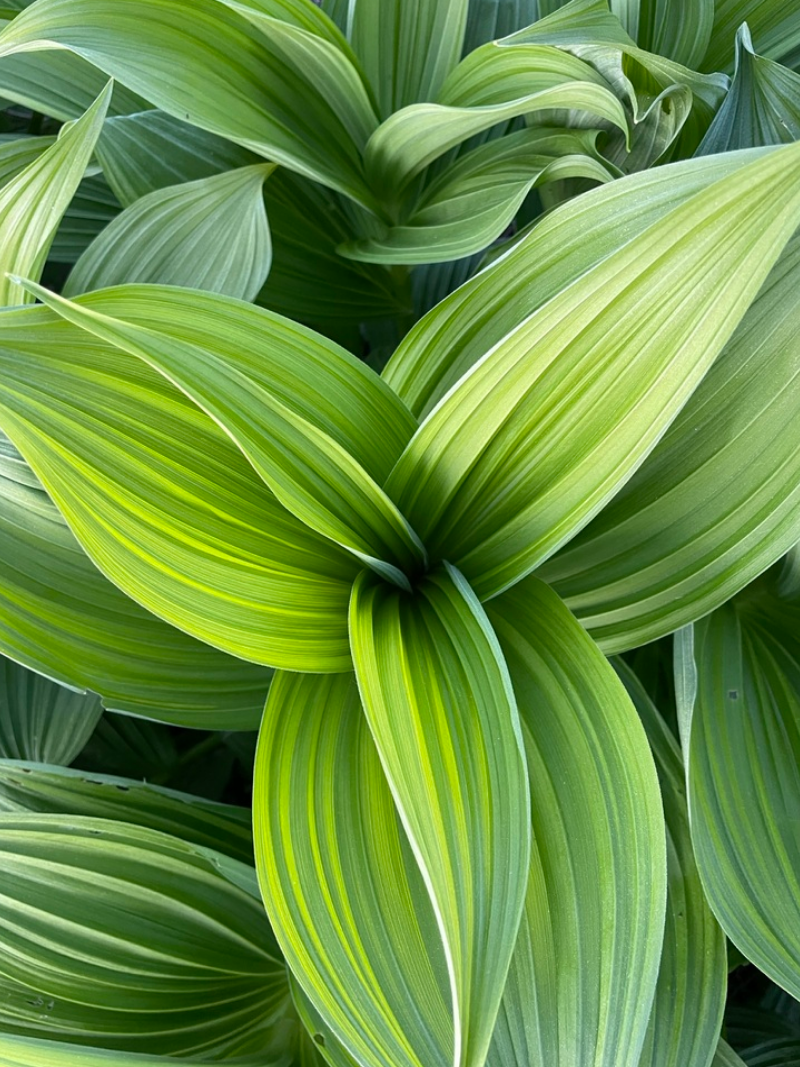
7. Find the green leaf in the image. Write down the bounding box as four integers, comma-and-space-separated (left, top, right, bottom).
462, 0, 538, 54
0, 134, 55, 186
19, 282, 423, 585
742, 1038, 800, 1066
614, 661, 726, 1067
349, 564, 530, 1067
714, 1041, 748, 1067
255, 671, 454, 1067
538, 225, 800, 653
364, 42, 627, 208
0, 815, 291, 1055
0, 0, 379, 207
386, 142, 800, 602
64, 164, 274, 300
350, 0, 469, 118
484, 576, 666, 1067
698, 25, 800, 154
634, 0, 714, 69
680, 569, 800, 1002
0, 429, 272, 729
0, 305, 359, 672
0, 82, 110, 306
340, 127, 614, 264
50, 173, 120, 265
703, 0, 800, 72
0, 657, 101, 764
0, 1034, 290, 1067
0, 759, 254, 863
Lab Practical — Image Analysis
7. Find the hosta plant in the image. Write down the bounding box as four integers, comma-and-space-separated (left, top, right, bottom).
0, 1, 800, 1067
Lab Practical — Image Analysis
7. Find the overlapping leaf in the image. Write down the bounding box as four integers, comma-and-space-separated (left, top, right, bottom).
702, 0, 800, 72
0, 1034, 290, 1067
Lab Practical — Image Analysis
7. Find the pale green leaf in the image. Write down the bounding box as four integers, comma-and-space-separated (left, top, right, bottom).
538, 226, 800, 653
635, 0, 714, 69
0, 82, 109, 305
0, 49, 146, 120
0, 657, 101, 764
485, 576, 666, 1067
18, 282, 423, 586
0, 1034, 289, 1067
0, 759, 254, 863
703, 0, 800, 72
0, 134, 55, 185
714, 1041, 748, 1067
0, 306, 359, 672
349, 564, 530, 1067
386, 142, 800, 602
0, 815, 291, 1055
0, 429, 272, 730
65, 165, 275, 301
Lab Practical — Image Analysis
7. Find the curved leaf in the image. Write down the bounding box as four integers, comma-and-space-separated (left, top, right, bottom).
65, 164, 274, 300
50, 173, 120, 264
0, 657, 101, 764
386, 141, 800, 601
349, 564, 529, 1067
714, 1041, 748, 1067
703, 0, 800, 72
0, 1034, 289, 1067
0, 305, 359, 672
0, 815, 291, 1055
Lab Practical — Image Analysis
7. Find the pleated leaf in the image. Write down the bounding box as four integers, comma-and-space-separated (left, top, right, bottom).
538, 225, 800, 653
0, 760, 254, 863
703, 0, 800, 72
634, 0, 714, 69
714, 1042, 748, 1067
0, 657, 101, 765
681, 569, 800, 1001
0, 83, 109, 306
484, 576, 666, 1067
65, 164, 275, 301
0, 1034, 289, 1067
0, 49, 145, 121
386, 141, 800, 601
615, 661, 726, 1067
742, 1038, 800, 1065
18, 282, 423, 585
698, 25, 800, 154
0, 0, 379, 207
0, 429, 272, 729
462, 0, 538, 55
0, 305, 359, 672
0, 135, 55, 186
0, 815, 291, 1056
255, 671, 454, 1067
349, 564, 530, 1067
50, 174, 120, 265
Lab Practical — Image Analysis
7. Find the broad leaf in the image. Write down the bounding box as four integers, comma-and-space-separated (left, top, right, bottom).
680, 568, 800, 1001
462, 0, 538, 54
634, 0, 714, 69
0, 657, 101, 764
0, 760, 254, 863
714, 1042, 748, 1067
742, 1038, 800, 1065
386, 141, 800, 601
64, 164, 274, 299
0, 49, 145, 120
50, 173, 120, 264
0, 82, 109, 305
0, 430, 272, 729
538, 226, 800, 652
485, 576, 666, 1067
349, 564, 530, 1067
0, 815, 291, 1055
0, 1034, 289, 1067
703, 0, 800, 72
0, 306, 359, 672
19, 282, 424, 585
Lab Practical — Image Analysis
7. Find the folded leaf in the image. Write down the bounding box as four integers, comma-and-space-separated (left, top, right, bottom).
0, 430, 272, 728
538, 227, 800, 652
0, 82, 109, 306
0, 657, 102, 764
386, 141, 800, 601
703, 0, 800, 72
0, 306, 359, 671
0, 760, 254, 863
20, 282, 424, 585
0, 815, 291, 1055
633, 0, 714, 69
349, 564, 530, 1067
485, 576, 666, 1067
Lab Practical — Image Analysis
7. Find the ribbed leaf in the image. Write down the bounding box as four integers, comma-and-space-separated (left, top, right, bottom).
364, 43, 627, 206
341, 127, 614, 264
350, 0, 469, 118
462, 0, 538, 54
0, 760, 253, 863
742, 1038, 800, 1065
538, 226, 800, 652
19, 282, 423, 585
0, 657, 101, 764
484, 576, 666, 1067
386, 142, 800, 601
615, 661, 726, 1067
0, 306, 359, 672
64, 165, 274, 300
349, 564, 530, 1067
0, 1034, 289, 1067
714, 1041, 748, 1067
0, 135, 55, 185
0, 83, 109, 305
703, 0, 800, 72
0, 0, 379, 207
0, 50, 145, 120
0, 430, 272, 729
50, 174, 120, 265
681, 568, 800, 1001
255, 671, 454, 1067
0, 815, 291, 1055
634, 0, 714, 69
698, 25, 800, 154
